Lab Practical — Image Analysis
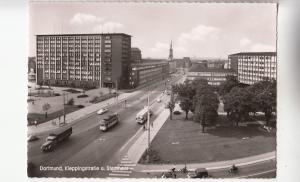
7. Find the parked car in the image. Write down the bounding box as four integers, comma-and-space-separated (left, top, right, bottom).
173, 111, 181, 115
27, 135, 39, 142
187, 168, 209, 178
97, 108, 108, 115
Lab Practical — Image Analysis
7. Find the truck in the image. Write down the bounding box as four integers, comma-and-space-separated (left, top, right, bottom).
41, 127, 72, 152
136, 107, 153, 124
99, 113, 119, 131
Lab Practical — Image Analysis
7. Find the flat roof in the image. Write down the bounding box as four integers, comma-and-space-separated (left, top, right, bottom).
36, 33, 131, 37
189, 68, 236, 73
229, 52, 277, 56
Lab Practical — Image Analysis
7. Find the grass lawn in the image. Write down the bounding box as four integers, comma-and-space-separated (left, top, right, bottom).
142, 113, 276, 164
27, 105, 82, 125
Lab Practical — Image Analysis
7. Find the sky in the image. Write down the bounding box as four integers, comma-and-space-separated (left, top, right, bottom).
29, 2, 277, 59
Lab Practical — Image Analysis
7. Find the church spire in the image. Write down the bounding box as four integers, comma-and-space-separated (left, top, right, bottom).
168, 40, 173, 61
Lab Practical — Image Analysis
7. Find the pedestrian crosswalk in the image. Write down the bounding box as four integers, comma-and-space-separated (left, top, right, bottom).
108, 154, 136, 178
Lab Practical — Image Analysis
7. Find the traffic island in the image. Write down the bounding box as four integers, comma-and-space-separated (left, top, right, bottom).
141, 113, 276, 164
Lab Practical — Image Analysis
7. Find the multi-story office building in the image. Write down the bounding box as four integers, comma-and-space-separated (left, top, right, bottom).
131, 47, 142, 63
36, 33, 131, 89
228, 52, 277, 85
187, 67, 237, 86
129, 60, 169, 88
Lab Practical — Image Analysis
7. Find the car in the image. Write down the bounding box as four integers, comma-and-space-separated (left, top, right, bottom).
157, 98, 161, 103
173, 111, 181, 115
27, 135, 39, 142
97, 108, 108, 115
187, 168, 209, 178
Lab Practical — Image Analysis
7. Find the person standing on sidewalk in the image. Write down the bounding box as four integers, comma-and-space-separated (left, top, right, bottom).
34, 120, 38, 127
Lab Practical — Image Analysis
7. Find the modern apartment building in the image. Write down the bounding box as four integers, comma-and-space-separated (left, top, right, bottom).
36, 33, 131, 89
228, 52, 277, 85
129, 60, 169, 88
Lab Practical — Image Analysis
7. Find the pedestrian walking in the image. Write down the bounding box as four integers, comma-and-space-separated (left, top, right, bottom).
34, 120, 38, 127
143, 124, 146, 130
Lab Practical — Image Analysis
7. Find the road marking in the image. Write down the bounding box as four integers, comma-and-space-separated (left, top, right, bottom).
111, 170, 132, 174
236, 169, 276, 178
108, 173, 130, 177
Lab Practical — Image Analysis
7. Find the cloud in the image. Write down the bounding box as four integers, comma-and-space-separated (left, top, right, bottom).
70, 13, 103, 26
249, 43, 276, 52
240, 38, 252, 47
93, 22, 124, 33
178, 25, 220, 44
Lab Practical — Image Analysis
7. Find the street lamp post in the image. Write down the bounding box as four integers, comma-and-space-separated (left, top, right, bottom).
147, 90, 151, 162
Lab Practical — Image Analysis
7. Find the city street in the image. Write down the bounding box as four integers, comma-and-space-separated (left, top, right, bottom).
27, 75, 183, 177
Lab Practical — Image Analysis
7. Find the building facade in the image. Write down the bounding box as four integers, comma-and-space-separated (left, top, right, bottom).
129, 60, 169, 88
228, 52, 277, 85
131, 47, 142, 63
36, 33, 131, 89
187, 68, 237, 86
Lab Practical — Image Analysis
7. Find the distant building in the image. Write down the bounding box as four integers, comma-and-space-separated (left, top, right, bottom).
131, 47, 142, 63
129, 60, 169, 88
36, 33, 131, 89
28, 57, 36, 73
174, 57, 192, 74
187, 67, 237, 86
228, 52, 277, 85
207, 61, 225, 69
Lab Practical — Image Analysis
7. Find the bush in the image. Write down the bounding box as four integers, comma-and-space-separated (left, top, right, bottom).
67, 98, 74, 105
77, 94, 88, 98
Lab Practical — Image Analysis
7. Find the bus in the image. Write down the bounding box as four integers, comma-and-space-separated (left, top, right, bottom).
99, 113, 119, 131
136, 107, 153, 124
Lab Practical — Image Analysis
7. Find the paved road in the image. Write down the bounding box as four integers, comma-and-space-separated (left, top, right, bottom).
27, 75, 183, 178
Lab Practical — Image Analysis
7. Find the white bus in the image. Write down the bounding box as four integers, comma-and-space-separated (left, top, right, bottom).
136, 107, 153, 124
99, 113, 119, 131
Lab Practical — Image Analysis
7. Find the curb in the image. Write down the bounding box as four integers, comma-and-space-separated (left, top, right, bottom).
138, 153, 276, 173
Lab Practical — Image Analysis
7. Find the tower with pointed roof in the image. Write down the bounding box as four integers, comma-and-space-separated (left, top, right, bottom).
168, 40, 173, 61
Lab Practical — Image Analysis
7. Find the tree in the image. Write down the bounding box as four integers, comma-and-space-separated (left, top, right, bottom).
172, 80, 194, 119
218, 75, 239, 96
223, 87, 252, 126
251, 79, 277, 126
42, 103, 51, 118
167, 90, 176, 120
194, 86, 219, 132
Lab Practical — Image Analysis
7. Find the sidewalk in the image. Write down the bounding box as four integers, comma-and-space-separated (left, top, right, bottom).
27, 91, 140, 135
135, 151, 276, 173
127, 108, 170, 163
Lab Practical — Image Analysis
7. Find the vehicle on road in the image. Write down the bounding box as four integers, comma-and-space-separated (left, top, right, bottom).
99, 113, 119, 131
136, 107, 153, 124
41, 127, 72, 152
27, 135, 39, 142
157, 98, 161, 103
173, 110, 181, 115
187, 168, 209, 178
97, 108, 108, 115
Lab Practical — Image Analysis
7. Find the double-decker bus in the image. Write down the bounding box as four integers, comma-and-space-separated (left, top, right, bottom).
99, 113, 119, 131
